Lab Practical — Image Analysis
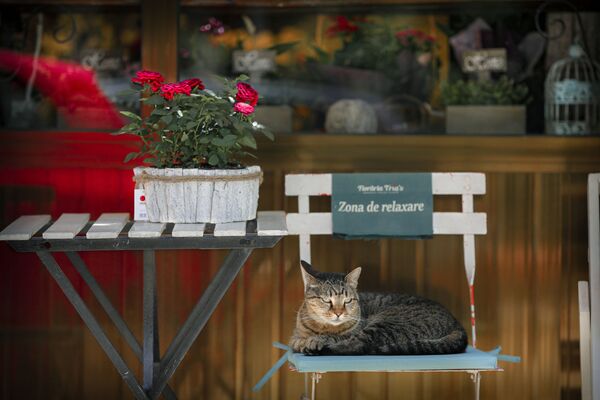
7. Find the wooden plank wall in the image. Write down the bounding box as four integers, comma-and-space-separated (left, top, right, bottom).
0, 134, 599, 399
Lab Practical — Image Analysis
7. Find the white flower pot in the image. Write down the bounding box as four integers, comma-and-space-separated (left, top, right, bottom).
133, 166, 261, 223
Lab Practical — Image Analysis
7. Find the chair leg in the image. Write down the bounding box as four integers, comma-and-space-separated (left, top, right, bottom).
300, 373, 309, 400
299, 372, 323, 400
311, 373, 322, 400
470, 372, 481, 400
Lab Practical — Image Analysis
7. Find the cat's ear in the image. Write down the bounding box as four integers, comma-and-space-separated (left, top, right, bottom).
345, 267, 362, 289
300, 260, 319, 290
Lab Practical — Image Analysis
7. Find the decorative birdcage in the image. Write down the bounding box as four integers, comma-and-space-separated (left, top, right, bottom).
545, 43, 600, 135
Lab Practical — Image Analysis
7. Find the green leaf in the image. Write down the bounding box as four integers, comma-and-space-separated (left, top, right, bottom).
238, 134, 257, 149
152, 108, 170, 116
223, 134, 237, 144
211, 137, 227, 146
261, 129, 274, 140
144, 95, 165, 105
161, 115, 173, 125
116, 88, 139, 97
119, 111, 142, 121
242, 151, 258, 159
123, 152, 138, 163
208, 154, 219, 166
117, 123, 139, 134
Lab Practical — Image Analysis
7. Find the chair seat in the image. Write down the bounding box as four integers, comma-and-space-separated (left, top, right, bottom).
288, 346, 501, 373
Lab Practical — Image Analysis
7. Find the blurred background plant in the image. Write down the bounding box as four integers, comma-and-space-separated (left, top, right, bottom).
441, 76, 530, 105
308, 16, 439, 100
178, 11, 448, 133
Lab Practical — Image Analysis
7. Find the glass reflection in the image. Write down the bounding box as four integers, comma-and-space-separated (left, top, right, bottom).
0, 8, 140, 130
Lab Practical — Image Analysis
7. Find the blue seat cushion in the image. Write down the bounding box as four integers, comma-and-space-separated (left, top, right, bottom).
288, 346, 499, 373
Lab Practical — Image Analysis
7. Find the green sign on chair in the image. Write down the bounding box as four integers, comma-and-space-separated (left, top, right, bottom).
331, 173, 433, 238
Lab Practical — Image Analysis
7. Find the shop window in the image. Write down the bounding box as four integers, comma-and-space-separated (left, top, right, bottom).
0, 6, 141, 131
179, 5, 556, 135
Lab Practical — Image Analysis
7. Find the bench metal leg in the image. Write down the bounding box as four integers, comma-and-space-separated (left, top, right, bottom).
65, 251, 176, 400
39, 248, 252, 400
143, 250, 160, 391
36, 251, 149, 400
150, 248, 253, 399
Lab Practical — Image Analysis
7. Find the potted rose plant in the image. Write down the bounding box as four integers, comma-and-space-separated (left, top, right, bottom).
116, 70, 273, 223
441, 76, 529, 134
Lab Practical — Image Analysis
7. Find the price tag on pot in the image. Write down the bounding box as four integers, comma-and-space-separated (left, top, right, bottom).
134, 188, 148, 221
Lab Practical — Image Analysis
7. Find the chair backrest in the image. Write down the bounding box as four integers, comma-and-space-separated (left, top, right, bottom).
284, 172, 487, 346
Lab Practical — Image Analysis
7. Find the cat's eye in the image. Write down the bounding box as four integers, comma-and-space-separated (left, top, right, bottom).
344, 299, 354, 304
321, 298, 332, 304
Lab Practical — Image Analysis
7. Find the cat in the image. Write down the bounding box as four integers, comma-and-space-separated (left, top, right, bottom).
290, 260, 468, 356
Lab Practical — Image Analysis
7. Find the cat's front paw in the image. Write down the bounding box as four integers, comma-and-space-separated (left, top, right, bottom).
290, 336, 325, 355
305, 337, 328, 355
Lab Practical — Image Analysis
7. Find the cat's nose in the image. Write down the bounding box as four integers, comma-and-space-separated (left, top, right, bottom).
334, 311, 343, 317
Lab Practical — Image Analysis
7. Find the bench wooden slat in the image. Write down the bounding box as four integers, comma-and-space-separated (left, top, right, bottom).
287, 213, 332, 235
285, 173, 486, 196
434, 213, 487, 235
172, 223, 206, 237
286, 212, 486, 235
43, 213, 90, 239
432, 173, 485, 195
0, 215, 51, 240
86, 213, 130, 239
257, 211, 288, 236
214, 221, 246, 237
128, 222, 166, 238
285, 174, 332, 196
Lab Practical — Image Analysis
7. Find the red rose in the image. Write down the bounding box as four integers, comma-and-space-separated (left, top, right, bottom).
132, 70, 164, 92
233, 102, 255, 115
326, 16, 359, 36
180, 78, 205, 90
235, 82, 258, 106
160, 82, 192, 100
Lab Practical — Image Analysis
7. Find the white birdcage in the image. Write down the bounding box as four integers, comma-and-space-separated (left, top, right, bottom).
545, 43, 600, 134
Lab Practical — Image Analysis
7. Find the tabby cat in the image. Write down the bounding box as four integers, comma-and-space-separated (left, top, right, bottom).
290, 260, 468, 355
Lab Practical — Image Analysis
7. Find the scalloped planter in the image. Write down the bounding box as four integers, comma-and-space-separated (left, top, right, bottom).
133, 166, 261, 223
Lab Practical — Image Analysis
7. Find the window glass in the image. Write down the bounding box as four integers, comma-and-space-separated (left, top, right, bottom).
0, 7, 140, 130
179, 6, 545, 135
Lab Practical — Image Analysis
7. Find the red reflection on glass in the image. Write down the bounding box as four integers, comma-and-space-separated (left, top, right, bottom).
0, 50, 124, 130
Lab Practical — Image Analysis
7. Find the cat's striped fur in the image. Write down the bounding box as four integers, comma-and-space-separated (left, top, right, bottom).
290, 261, 468, 355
